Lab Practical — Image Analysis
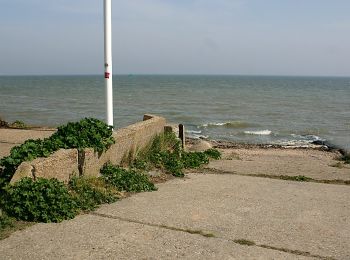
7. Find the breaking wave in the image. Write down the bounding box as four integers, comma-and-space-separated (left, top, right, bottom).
186, 130, 202, 134
201, 121, 253, 128
244, 130, 272, 135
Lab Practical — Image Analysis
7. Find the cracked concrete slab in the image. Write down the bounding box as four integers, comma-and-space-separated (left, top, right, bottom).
1, 135, 349, 259
1, 173, 348, 259
208, 148, 350, 181
95, 174, 350, 260
0, 214, 312, 260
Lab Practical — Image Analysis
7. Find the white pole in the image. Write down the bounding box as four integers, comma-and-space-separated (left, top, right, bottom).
104, 0, 113, 127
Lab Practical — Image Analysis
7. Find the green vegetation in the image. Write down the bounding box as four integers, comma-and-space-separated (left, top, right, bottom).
132, 132, 221, 177
50, 118, 114, 153
340, 153, 350, 164
0, 118, 118, 228
0, 211, 13, 230
0, 118, 30, 129
282, 175, 312, 182
0, 118, 114, 190
203, 148, 222, 160
226, 152, 241, 160
330, 162, 344, 168
0, 212, 33, 240
69, 177, 120, 211
181, 151, 209, 169
1, 171, 154, 224
101, 163, 157, 192
10, 120, 28, 129
234, 239, 256, 246
1, 178, 78, 223
0, 117, 9, 128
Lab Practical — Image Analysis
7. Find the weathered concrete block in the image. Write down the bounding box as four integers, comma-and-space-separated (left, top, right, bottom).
164, 123, 179, 137
83, 115, 166, 177
10, 162, 34, 183
11, 149, 79, 184
82, 128, 136, 177
129, 115, 166, 149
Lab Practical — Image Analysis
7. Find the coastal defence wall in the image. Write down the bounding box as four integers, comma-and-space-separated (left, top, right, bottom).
11, 114, 166, 184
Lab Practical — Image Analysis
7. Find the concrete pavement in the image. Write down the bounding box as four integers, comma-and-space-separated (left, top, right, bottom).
1, 130, 349, 259
208, 148, 350, 181
0, 129, 55, 158
1, 172, 349, 259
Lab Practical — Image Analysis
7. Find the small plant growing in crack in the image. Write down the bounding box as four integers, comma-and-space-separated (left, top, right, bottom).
234, 239, 256, 246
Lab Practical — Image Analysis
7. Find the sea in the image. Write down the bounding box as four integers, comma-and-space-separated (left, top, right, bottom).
0, 75, 349, 151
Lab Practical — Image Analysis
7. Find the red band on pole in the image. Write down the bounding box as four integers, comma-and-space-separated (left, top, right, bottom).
105, 72, 110, 79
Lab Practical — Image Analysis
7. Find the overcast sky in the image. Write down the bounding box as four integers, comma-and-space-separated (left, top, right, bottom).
0, 0, 349, 76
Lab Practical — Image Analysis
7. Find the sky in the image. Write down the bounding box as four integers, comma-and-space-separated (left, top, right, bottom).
0, 0, 350, 76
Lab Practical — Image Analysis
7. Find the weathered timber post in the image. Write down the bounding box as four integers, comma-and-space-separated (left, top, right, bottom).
179, 124, 185, 150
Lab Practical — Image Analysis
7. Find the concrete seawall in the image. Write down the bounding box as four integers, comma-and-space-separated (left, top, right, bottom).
11, 114, 166, 183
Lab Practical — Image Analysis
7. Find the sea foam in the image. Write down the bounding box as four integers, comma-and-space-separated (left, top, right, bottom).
201, 121, 252, 128
244, 130, 272, 135
186, 130, 202, 134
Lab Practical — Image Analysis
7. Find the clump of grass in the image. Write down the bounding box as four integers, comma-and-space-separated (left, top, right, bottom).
0, 211, 34, 240
340, 153, 350, 164
330, 162, 344, 168
0, 117, 9, 128
234, 239, 256, 246
280, 175, 312, 182
69, 177, 120, 211
0, 211, 13, 231
226, 152, 241, 160
130, 157, 149, 171
101, 163, 157, 192
10, 120, 28, 129
202, 232, 216, 238
182, 152, 209, 169
203, 148, 221, 160
131, 132, 222, 177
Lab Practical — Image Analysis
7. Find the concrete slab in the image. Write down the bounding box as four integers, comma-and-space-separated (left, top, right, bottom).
0, 129, 55, 158
11, 149, 79, 184
0, 129, 55, 144
0, 214, 311, 260
1, 145, 349, 259
208, 148, 350, 181
0, 142, 15, 159
96, 174, 350, 260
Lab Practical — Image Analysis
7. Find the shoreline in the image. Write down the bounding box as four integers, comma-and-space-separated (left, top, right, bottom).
0, 114, 348, 159
0, 125, 347, 157
186, 137, 348, 156
1, 116, 348, 154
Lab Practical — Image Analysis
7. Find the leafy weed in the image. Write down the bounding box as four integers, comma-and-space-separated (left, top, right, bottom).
101, 163, 157, 192
1, 178, 78, 223
69, 177, 120, 211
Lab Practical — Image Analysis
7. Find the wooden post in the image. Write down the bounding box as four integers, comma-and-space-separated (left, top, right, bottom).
179, 124, 185, 150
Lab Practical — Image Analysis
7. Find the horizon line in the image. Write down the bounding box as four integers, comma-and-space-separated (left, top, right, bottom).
1, 73, 350, 78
